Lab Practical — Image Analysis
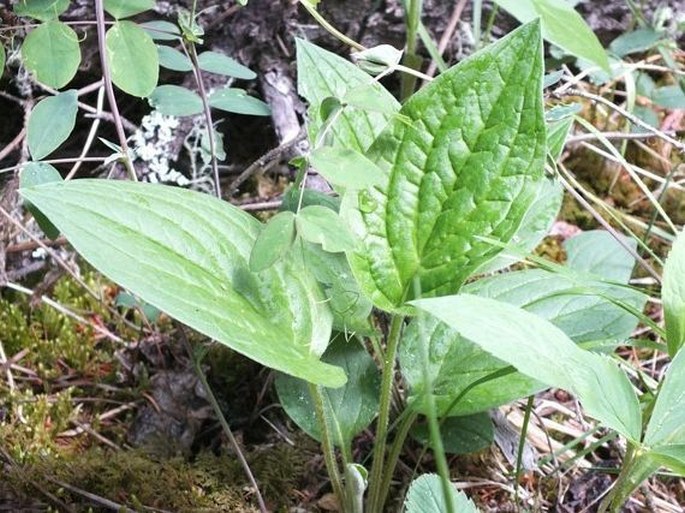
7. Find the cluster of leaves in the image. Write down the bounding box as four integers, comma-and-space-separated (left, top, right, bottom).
8, 1, 685, 512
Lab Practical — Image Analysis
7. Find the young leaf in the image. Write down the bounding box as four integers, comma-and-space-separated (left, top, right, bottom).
662, 228, 685, 356
342, 21, 546, 312
644, 347, 685, 447
648, 445, 685, 475
157, 45, 193, 71
404, 474, 479, 513
19, 162, 62, 240
148, 85, 203, 117
411, 414, 494, 455
197, 51, 256, 80
13, 0, 69, 21
19, 180, 346, 387
494, 0, 610, 72
411, 294, 642, 442
249, 211, 296, 272
296, 205, 356, 253
309, 147, 384, 193
106, 21, 159, 97
27, 90, 78, 160
103, 0, 154, 19
208, 88, 270, 116
296, 38, 399, 152
21, 21, 81, 88
140, 20, 181, 41
275, 335, 380, 448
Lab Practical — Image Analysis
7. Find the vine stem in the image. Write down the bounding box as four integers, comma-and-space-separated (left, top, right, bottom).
367, 314, 404, 512
308, 383, 346, 506
93, 0, 137, 181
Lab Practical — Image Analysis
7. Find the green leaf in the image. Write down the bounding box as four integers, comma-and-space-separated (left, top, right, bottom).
0, 45, 4, 79
648, 445, 685, 475
644, 347, 685, 447
106, 21, 159, 97
494, 0, 610, 72
275, 336, 380, 447
280, 187, 340, 214
547, 115, 574, 160
148, 85, 203, 117
140, 20, 181, 41
156, 45, 193, 71
197, 51, 256, 80
296, 38, 399, 152
564, 230, 636, 283
411, 414, 494, 455
296, 205, 356, 253
21, 21, 81, 88
103, 0, 154, 19
404, 474, 479, 513
342, 21, 546, 312
652, 85, 685, 110
609, 28, 663, 58
13, 0, 69, 21
662, 229, 685, 356
27, 90, 78, 160
309, 147, 385, 193
19, 180, 346, 387
401, 232, 646, 416
208, 88, 270, 116
249, 211, 296, 272
19, 162, 62, 240
301, 242, 374, 335
411, 294, 642, 442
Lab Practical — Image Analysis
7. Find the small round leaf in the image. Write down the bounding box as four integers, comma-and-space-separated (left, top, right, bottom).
106, 21, 159, 97
21, 21, 81, 88
13, 0, 69, 22
157, 45, 192, 71
148, 85, 203, 117
197, 51, 256, 80
208, 88, 271, 116
27, 90, 78, 160
140, 20, 181, 41
19, 161, 63, 240
249, 211, 296, 272
103, 0, 154, 19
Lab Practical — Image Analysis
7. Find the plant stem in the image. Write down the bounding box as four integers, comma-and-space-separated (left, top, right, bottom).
177, 331, 267, 513
367, 314, 404, 512
376, 409, 418, 509
93, 0, 136, 181
298, 1, 364, 51
185, 42, 221, 198
308, 382, 346, 507
597, 445, 659, 513
400, 0, 423, 101
514, 396, 534, 507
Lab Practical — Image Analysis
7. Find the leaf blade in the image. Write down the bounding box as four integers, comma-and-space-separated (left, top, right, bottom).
27, 90, 78, 160
21, 20, 81, 88
106, 21, 159, 97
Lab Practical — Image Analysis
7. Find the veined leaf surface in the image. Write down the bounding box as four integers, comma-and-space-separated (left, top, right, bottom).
662, 228, 685, 356
20, 180, 345, 387
342, 21, 546, 311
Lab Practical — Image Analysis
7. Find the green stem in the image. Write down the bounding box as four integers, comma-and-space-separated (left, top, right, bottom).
514, 396, 534, 507
597, 446, 659, 513
299, 1, 364, 51
367, 314, 404, 512
376, 409, 419, 508
400, 0, 423, 101
308, 383, 346, 508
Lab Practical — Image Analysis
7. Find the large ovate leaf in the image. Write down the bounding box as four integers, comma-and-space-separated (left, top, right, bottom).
644, 347, 685, 448
14, 0, 69, 21
21, 21, 81, 88
104, 0, 154, 19
662, 228, 685, 356
404, 474, 479, 513
27, 90, 78, 160
296, 38, 399, 152
494, 0, 609, 72
275, 335, 380, 448
400, 230, 646, 416
106, 21, 159, 97
342, 21, 546, 312
411, 295, 642, 442
19, 180, 346, 387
